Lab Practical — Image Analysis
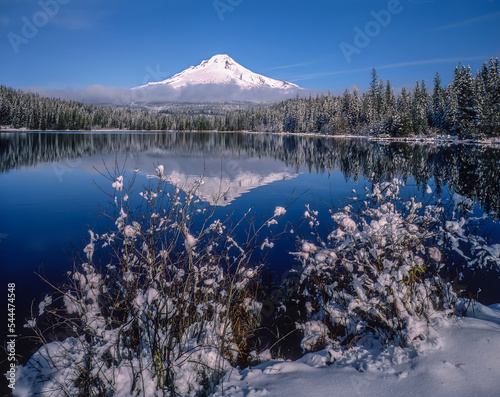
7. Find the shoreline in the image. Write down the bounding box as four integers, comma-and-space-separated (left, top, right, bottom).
2, 126, 500, 147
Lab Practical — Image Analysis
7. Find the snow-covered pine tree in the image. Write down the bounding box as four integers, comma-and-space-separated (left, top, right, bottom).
432, 73, 446, 131
384, 80, 397, 118
480, 58, 500, 136
444, 83, 458, 134
396, 87, 413, 136
454, 64, 479, 138
411, 80, 428, 135
350, 87, 361, 133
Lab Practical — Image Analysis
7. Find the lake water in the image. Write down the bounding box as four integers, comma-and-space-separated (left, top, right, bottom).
1, 131, 500, 359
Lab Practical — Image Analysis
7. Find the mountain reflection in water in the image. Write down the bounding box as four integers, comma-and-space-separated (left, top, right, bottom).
2, 131, 500, 214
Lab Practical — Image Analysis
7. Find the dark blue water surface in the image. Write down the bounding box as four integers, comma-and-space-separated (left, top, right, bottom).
1, 131, 500, 362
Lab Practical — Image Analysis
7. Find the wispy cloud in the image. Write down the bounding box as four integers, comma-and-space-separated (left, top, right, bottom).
288, 55, 493, 82
430, 12, 500, 31
267, 61, 317, 71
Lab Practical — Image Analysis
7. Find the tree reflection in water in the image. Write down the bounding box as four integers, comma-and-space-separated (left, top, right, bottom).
2, 131, 499, 215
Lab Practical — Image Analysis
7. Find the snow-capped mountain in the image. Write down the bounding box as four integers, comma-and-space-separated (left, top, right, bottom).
140, 54, 299, 90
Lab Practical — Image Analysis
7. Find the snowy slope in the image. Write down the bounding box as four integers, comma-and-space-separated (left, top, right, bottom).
212, 303, 500, 397
14, 303, 500, 396
140, 54, 299, 90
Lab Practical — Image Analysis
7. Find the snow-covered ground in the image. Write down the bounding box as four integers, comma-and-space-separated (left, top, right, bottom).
14, 303, 500, 396
13, 304, 500, 396
213, 303, 500, 397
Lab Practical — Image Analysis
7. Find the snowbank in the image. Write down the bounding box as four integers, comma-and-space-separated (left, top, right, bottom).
212, 303, 500, 397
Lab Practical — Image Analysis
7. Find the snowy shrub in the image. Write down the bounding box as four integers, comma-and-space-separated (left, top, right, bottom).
294, 179, 500, 351
16, 166, 283, 397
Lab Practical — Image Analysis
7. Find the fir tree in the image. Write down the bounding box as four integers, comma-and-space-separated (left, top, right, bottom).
454, 64, 478, 138
432, 73, 446, 131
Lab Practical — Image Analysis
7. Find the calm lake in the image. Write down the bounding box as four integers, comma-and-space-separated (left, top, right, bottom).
1, 131, 500, 356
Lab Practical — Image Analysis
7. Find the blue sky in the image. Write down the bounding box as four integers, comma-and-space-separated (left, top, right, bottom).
1, 0, 499, 94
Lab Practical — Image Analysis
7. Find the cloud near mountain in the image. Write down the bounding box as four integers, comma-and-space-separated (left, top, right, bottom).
27, 54, 311, 105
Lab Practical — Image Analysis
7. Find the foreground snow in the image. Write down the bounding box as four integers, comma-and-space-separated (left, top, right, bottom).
212, 303, 500, 397
14, 303, 500, 396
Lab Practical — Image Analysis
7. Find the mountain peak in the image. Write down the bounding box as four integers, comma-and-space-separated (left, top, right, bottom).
143, 54, 299, 90
199, 54, 237, 71
207, 54, 234, 63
